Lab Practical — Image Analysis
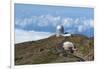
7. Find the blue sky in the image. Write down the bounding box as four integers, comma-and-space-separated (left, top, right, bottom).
15, 3, 94, 43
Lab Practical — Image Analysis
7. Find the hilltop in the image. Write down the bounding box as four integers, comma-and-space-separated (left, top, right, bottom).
15, 34, 94, 65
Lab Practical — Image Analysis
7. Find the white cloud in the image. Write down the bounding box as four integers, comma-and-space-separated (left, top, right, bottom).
15, 14, 61, 27
15, 14, 94, 34
15, 29, 54, 44
77, 19, 94, 32
78, 25, 84, 32
83, 19, 94, 28
37, 14, 61, 27
62, 18, 73, 27
37, 15, 49, 27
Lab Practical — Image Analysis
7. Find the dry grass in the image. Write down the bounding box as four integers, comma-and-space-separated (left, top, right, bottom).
15, 34, 94, 65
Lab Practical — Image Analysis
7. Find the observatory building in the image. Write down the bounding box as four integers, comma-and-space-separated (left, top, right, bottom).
56, 25, 64, 37
56, 25, 71, 37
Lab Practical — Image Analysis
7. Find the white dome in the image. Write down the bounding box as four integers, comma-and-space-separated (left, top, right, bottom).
56, 25, 64, 37
63, 41, 74, 50
57, 25, 62, 30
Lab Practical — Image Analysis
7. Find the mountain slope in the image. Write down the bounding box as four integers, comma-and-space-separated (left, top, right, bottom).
15, 34, 94, 65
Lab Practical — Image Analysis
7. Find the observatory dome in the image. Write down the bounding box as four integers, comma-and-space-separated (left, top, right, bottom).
56, 25, 64, 37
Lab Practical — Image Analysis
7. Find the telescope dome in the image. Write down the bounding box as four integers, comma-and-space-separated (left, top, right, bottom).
56, 25, 64, 37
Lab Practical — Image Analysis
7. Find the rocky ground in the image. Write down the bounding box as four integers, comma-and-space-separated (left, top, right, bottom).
15, 34, 94, 65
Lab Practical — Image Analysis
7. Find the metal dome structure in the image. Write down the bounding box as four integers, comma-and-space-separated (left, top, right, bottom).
56, 25, 64, 37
